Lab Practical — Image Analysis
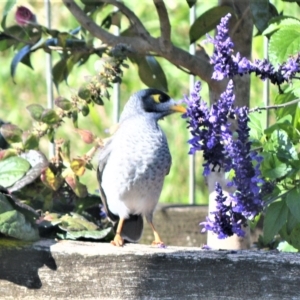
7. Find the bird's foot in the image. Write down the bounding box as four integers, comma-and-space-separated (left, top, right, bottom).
151, 240, 166, 248
111, 234, 124, 247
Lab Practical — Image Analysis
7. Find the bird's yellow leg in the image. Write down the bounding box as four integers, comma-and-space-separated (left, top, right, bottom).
111, 218, 125, 247
149, 222, 165, 246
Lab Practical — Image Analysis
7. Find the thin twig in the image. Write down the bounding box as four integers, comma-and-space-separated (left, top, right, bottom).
249, 98, 300, 113
153, 0, 171, 50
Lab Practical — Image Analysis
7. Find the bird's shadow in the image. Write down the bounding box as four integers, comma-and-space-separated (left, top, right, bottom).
0, 238, 57, 289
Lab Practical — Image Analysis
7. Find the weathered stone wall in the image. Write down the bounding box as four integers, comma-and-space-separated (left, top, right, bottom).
0, 239, 299, 300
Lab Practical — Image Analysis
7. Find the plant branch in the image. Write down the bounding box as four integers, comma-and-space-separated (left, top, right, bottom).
62, 0, 213, 84
249, 98, 300, 113
101, 0, 149, 36
153, 0, 171, 51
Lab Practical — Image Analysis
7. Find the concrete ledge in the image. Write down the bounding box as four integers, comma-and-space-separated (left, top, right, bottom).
0, 239, 299, 299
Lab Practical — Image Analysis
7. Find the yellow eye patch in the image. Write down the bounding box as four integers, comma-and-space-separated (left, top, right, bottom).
152, 93, 170, 103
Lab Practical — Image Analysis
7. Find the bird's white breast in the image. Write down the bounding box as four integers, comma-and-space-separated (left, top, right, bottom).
101, 115, 171, 219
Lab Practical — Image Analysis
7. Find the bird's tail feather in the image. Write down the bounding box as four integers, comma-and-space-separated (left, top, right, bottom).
114, 214, 143, 243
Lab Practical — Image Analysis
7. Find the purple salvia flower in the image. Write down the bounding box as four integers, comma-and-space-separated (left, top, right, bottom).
183, 80, 235, 176
200, 182, 246, 239
224, 107, 264, 221
208, 13, 300, 84
207, 13, 251, 80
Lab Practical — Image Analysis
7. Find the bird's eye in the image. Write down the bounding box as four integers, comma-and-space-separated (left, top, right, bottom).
152, 93, 170, 103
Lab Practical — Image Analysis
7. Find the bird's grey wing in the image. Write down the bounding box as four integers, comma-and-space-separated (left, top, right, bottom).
97, 139, 118, 223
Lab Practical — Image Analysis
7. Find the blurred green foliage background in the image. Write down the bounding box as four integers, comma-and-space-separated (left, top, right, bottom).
0, 0, 297, 204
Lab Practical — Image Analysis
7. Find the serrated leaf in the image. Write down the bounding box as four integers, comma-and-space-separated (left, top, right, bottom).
189, 6, 235, 43
0, 123, 22, 143
0, 210, 39, 241
10, 44, 33, 81
274, 91, 297, 121
0, 156, 30, 188
286, 188, 300, 222
40, 109, 60, 125
263, 17, 300, 36
269, 25, 300, 65
263, 200, 288, 244
55, 97, 72, 111
26, 104, 44, 121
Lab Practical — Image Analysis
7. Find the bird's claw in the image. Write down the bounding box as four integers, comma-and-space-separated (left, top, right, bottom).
111, 234, 124, 247
151, 240, 166, 248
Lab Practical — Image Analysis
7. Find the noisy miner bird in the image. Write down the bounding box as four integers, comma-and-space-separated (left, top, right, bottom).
97, 89, 186, 246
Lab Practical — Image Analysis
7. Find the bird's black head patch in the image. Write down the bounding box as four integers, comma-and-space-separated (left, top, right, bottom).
139, 89, 171, 113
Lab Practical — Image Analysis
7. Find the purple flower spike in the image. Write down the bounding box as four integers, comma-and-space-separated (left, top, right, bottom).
207, 13, 300, 84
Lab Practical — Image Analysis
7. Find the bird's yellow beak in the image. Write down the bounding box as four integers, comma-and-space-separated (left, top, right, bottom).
170, 105, 187, 113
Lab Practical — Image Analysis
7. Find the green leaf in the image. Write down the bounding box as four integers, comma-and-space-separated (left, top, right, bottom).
269, 25, 300, 65
2, 193, 38, 224
75, 194, 103, 214
2, 0, 16, 17
263, 200, 288, 244
189, 6, 235, 43
0, 156, 30, 188
286, 188, 300, 222
40, 109, 60, 125
286, 209, 299, 234
22, 132, 39, 150
0, 210, 39, 241
55, 97, 72, 111
280, 223, 300, 250
52, 58, 67, 87
274, 91, 297, 120
1, 0, 16, 28
78, 86, 91, 100
81, 104, 90, 116
8, 150, 49, 193
263, 17, 300, 36
134, 55, 168, 92
26, 104, 44, 121
59, 213, 98, 231
10, 45, 33, 81
57, 227, 113, 240
187, 0, 197, 8
72, 110, 78, 128
277, 241, 298, 252
0, 123, 23, 143
250, 0, 271, 33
